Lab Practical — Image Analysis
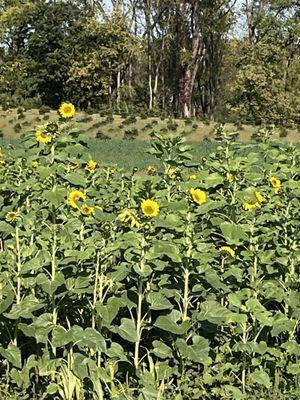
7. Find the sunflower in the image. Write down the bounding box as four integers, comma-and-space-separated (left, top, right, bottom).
5, 211, 18, 223
269, 176, 281, 194
32, 161, 39, 168
141, 199, 159, 217
269, 176, 281, 187
255, 191, 265, 203
59, 102, 76, 118
226, 172, 234, 183
189, 174, 197, 180
69, 163, 79, 171
68, 190, 86, 209
80, 204, 94, 216
243, 202, 258, 212
165, 167, 176, 180
119, 210, 140, 228
35, 130, 52, 144
85, 160, 97, 174
190, 188, 206, 205
147, 166, 157, 174
220, 246, 235, 258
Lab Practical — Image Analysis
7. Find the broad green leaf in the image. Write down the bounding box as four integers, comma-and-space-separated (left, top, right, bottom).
154, 315, 190, 335
250, 369, 271, 388
220, 222, 247, 245
96, 297, 121, 327
0, 344, 22, 369
198, 301, 232, 325
152, 341, 173, 359
146, 292, 173, 311
117, 318, 138, 343
4, 295, 45, 320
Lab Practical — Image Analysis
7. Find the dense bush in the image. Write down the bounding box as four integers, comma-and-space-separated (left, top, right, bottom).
0, 111, 299, 399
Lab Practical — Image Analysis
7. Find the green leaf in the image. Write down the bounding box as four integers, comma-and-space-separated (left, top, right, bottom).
176, 336, 210, 363
250, 368, 271, 388
154, 314, 190, 335
146, 292, 173, 311
117, 318, 138, 343
65, 172, 87, 187
96, 297, 121, 327
271, 313, 296, 336
197, 301, 232, 325
43, 189, 66, 206
0, 344, 22, 369
152, 341, 173, 359
4, 295, 45, 320
146, 242, 181, 263
220, 222, 247, 245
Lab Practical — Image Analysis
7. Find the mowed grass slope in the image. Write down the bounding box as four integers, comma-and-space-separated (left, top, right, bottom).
0, 107, 299, 169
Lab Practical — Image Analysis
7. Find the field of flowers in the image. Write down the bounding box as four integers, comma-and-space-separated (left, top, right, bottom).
0, 104, 299, 399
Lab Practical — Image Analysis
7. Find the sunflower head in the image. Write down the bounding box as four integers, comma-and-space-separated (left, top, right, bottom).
80, 204, 94, 216
59, 102, 76, 119
226, 172, 234, 183
35, 129, 52, 144
32, 161, 39, 168
69, 163, 79, 171
243, 202, 259, 212
147, 166, 157, 175
85, 160, 97, 174
190, 188, 206, 205
269, 176, 281, 187
165, 167, 177, 180
141, 199, 159, 217
189, 174, 197, 180
274, 186, 281, 194
68, 190, 86, 209
255, 191, 265, 203
5, 211, 18, 223
119, 210, 140, 228
220, 246, 235, 258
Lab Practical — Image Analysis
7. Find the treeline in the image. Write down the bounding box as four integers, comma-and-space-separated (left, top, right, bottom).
0, 0, 299, 125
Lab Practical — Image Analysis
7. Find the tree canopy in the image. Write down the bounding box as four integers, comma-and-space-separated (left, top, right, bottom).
0, 0, 299, 125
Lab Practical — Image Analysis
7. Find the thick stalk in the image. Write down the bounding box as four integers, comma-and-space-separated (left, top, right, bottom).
134, 236, 146, 369
51, 211, 57, 356
134, 279, 143, 370
183, 212, 192, 321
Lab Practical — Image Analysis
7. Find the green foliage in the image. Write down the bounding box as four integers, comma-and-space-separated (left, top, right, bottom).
0, 113, 300, 399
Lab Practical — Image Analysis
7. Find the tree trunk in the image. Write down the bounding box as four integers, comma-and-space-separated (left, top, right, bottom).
179, 1, 202, 118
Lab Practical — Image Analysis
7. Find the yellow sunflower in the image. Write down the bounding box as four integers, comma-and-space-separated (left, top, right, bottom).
165, 167, 176, 180
269, 176, 281, 187
5, 211, 18, 223
59, 102, 76, 118
80, 204, 94, 216
32, 161, 39, 168
69, 163, 79, 171
141, 199, 160, 217
190, 188, 206, 205
35, 130, 52, 144
68, 190, 86, 209
269, 176, 281, 194
85, 160, 97, 174
226, 172, 234, 183
255, 191, 265, 203
119, 210, 140, 228
147, 166, 157, 174
220, 246, 235, 258
243, 202, 258, 212
189, 174, 197, 180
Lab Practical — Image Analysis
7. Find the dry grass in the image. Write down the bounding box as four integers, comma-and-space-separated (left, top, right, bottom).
0, 108, 298, 142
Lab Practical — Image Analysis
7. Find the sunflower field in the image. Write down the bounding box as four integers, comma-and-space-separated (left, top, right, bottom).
0, 105, 299, 400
